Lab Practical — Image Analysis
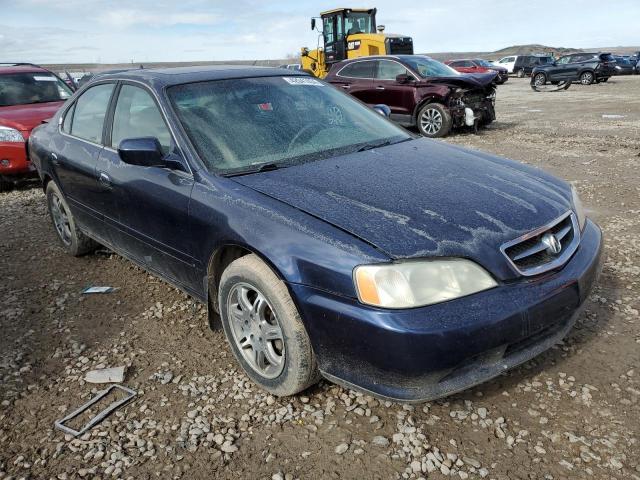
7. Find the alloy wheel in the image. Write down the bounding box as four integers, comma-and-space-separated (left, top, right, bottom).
50, 193, 72, 246
581, 72, 593, 85
534, 74, 546, 86
420, 108, 443, 136
227, 283, 285, 379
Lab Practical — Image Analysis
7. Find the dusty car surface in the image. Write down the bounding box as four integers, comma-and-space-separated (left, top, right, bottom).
325, 55, 497, 137
29, 66, 602, 402
0, 63, 73, 190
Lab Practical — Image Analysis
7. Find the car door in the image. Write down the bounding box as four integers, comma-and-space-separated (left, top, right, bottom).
54, 82, 115, 235
373, 59, 416, 122
95, 82, 200, 291
331, 60, 376, 105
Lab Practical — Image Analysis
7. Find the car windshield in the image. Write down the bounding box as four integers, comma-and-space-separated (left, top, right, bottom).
402, 57, 460, 78
0, 72, 72, 107
168, 76, 411, 175
537, 57, 554, 64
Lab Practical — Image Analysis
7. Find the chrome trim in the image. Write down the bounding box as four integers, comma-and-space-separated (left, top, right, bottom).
500, 211, 580, 277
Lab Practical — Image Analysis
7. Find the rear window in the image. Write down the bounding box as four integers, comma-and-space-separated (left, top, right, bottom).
337, 61, 376, 78
0, 72, 72, 107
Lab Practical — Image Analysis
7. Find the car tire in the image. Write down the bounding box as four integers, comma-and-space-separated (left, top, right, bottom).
516, 69, 525, 78
601, 77, 609, 83
532, 73, 547, 87
218, 254, 320, 397
580, 71, 594, 85
0, 175, 12, 193
417, 103, 452, 138
46, 181, 99, 256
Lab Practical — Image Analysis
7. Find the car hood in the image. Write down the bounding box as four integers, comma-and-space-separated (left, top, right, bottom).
233, 139, 573, 280
0, 102, 64, 133
424, 72, 497, 88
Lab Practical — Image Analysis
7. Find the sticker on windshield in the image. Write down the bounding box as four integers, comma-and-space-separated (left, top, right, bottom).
33, 76, 57, 81
282, 77, 324, 86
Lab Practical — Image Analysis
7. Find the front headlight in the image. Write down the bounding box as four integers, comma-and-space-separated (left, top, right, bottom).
0, 126, 24, 143
571, 185, 586, 231
354, 259, 497, 309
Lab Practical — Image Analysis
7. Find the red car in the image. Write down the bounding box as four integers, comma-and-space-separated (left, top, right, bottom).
445, 59, 509, 84
0, 64, 72, 191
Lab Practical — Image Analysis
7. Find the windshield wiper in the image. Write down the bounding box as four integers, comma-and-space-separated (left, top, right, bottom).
224, 162, 281, 177
357, 137, 413, 152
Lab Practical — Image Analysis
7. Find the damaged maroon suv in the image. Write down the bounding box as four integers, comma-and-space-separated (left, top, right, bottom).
325, 55, 497, 138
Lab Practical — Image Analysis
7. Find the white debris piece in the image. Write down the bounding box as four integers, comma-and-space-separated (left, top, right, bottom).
84, 366, 126, 384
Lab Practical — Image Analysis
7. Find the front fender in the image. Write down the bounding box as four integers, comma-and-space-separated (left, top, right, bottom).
188, 173, 389, 300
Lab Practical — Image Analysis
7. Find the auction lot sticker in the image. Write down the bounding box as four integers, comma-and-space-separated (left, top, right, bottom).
282, 77, 324, 86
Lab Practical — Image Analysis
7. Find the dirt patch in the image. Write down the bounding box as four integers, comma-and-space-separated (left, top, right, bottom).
1, 76, 639, 480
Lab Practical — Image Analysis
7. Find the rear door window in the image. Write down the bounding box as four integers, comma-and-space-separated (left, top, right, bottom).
338, 61, 376, 78
70, 83, 115, 144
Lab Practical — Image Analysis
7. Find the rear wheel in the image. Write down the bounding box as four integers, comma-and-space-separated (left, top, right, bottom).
46, 181, 99, 256
417, 103, 452, 138
580, 71, 594, 85
516, 69, 525, 78
218, 254, 320, 396
601, 77, 609, 83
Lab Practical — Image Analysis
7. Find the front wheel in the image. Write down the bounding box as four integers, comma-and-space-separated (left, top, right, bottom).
218, 254, 320, 396
46, 181, 98, 256
580, 71, 594, 85
417, 103, 452, 138
533, 73, 546, 87
0, 175, 12, 193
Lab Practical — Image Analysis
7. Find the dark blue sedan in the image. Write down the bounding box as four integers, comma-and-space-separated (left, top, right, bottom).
28, 66, 602, 402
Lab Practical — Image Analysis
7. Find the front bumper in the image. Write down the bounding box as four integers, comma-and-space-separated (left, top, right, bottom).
291, 219, 603, 402
0, 141, 33, 177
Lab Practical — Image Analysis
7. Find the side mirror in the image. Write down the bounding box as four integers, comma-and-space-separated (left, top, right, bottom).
118, 137, 165, 167
311, 18, 316, 31
395, 73, 412, 84
373, 104, 391, 117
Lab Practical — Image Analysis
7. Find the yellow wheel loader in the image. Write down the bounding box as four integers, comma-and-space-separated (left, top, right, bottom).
301, 8, 414, 78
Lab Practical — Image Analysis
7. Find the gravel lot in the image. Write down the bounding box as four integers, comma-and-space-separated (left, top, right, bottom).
1, 76, 639, 480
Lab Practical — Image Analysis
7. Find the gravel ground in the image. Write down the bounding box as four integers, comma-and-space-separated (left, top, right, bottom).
1, 76, 639, 480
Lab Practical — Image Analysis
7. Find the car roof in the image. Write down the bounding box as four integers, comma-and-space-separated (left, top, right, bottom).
96, 65, 308, 87
0, 64, 51, 75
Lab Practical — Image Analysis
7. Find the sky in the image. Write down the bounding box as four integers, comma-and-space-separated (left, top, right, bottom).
0, 0, 638, 64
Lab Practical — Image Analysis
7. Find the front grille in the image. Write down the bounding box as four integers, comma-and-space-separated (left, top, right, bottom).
501, 211, 580, 276
462, 92, 486, 106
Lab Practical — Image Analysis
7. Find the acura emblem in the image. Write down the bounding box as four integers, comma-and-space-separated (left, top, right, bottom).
541, 233, 562, 255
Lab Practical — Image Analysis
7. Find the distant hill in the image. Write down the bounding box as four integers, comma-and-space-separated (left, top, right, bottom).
425, 44, 640, 62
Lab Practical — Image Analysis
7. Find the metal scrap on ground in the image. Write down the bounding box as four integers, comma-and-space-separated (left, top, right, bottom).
54, 385, 136, 437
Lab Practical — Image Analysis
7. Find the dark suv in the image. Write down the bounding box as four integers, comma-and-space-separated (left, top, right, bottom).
326, 55, 496, 138
531, 53, 616, 86
513, 55, 554, 77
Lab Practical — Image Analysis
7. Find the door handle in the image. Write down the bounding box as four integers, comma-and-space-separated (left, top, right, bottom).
98, 171, 112, 189
341, 84, 350, 89
376, 86, 385, 90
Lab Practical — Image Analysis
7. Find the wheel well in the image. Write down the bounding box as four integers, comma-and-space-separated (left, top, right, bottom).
413, 97, 442, 123
206, 245, 252, 314
42, 173, 52, 192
